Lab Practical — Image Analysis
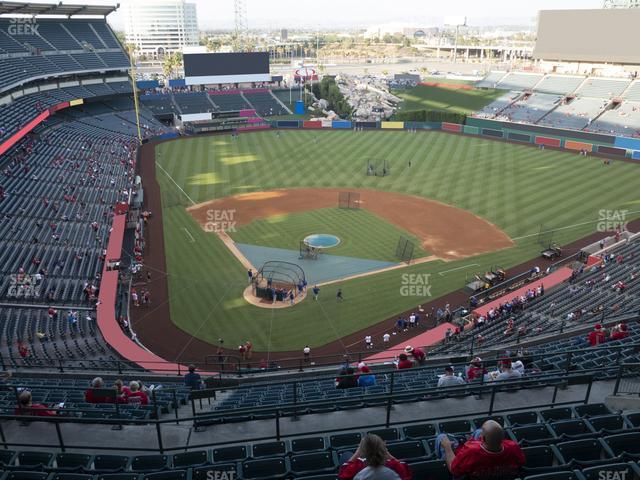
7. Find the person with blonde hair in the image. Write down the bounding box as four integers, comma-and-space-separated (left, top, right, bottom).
338, 434, 412, 479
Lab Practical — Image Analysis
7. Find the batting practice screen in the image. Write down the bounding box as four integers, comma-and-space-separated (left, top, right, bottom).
184, 52, 271, 85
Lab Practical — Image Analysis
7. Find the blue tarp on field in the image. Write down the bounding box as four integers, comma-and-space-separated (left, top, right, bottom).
236, 244, 396, 285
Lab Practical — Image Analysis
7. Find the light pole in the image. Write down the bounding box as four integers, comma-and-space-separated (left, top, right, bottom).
444, 16, 467, 64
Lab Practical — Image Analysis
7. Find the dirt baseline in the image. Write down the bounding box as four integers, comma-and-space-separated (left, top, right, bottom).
187, 188, 513, 260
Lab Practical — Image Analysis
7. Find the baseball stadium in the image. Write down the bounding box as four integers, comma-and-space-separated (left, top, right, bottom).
4, 1, 640, 479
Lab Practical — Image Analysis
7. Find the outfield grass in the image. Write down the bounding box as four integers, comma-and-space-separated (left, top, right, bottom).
155, 130, 640, 352
393, 84, 503, 115
230, 207, 429, 262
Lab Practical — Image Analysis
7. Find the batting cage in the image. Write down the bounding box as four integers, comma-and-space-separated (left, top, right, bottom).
395, 236, 415, 264
253, 261, 306, 301
338, 191, 361, 210
366, 159, 390, 177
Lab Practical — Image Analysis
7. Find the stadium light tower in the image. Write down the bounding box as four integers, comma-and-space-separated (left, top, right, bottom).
444, 16, 467, 63
234, 0, 249, 50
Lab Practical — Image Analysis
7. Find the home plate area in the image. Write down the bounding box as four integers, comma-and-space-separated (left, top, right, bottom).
235, 243, 397, 285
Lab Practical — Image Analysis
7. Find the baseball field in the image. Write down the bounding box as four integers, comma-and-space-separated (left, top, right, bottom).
134, 128, 640, 362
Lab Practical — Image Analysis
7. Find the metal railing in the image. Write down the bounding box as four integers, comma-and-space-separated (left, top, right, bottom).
0, 341, 633, 453
0, 372, 598, 455
614, 362, 640, 395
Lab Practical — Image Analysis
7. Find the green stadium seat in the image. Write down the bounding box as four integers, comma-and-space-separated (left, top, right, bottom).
408, 460, 451, 480
386, 440, 431, 462
130, 455, 169, 472
251, 441, 287, 458
367, 428, 399, 442
329, 433, 361, 449
242, 457, 288, 479
291, 437, 326, 453
55, 453, 92, 470
523, 473, 581, 480
555, 439, 617, 466
211, 446, 247, 463
142, 471, 187, 480
95, 475, 140, 480
171, 450, 209, 468
508, 411, 541, 426
588, 415, 628, 433
438, 420, 472, 434
574, 403, 612, 418
603, 433, 640, 459
93, 455, 130, 472
49, 474, 94, 480
290, 452, 335, 476
540, 408, 573, 422
16, 452, 54, 468
402, 423, 437, 440
4, 473, 50, 480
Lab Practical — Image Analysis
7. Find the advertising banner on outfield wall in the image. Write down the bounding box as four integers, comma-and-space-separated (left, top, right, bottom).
466, 117, 616, 145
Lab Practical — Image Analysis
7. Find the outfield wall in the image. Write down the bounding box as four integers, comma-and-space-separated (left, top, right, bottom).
267, 118, 640, 159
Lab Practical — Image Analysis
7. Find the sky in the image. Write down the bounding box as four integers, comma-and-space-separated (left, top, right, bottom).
22, 0, 606, 30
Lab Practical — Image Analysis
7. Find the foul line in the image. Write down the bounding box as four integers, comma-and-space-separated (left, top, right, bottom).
155, 161, 196, 206
512, 210, 640, 241
438, 263, 480, 276
182, 228, 196, 243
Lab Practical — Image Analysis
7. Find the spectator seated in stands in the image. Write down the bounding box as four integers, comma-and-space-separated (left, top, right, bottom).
16, 390, 56, 417
405, 345, 426, 365
114, 379, 129, 403
85, 377, 112, 403
357, 365, 376, 387
437, 366, 466, 388
184, 364, 203, 390
337, 367, 358, 389
495, 360, 523, 381
588, 324, 607, 346
126, 381, 149, 405
466, 357, 487, 382
439, 420, 525, 480
338, 434, 412, 480
396, 353, 413, 370
611, 321, 629, 341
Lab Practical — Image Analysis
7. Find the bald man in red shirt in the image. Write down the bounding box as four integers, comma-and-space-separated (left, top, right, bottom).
441, 420, 525, 480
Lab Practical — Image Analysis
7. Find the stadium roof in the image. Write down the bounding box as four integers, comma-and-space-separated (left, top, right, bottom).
0, 1, 118, 17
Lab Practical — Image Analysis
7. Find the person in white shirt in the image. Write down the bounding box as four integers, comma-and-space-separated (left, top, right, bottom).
365, 335, 373, 349
382, 333, 390, 344
438, 366, 466, 388
496, 361, 523, 381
